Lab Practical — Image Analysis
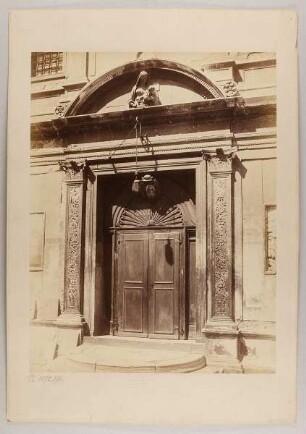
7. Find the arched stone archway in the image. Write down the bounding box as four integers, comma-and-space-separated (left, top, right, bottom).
64, 59, 225, 116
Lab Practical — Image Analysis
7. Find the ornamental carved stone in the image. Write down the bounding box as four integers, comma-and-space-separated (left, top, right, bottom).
212, 177, 232, 317
208, 154, 233, 321
65, 185, 83, 309
118, 199, 183, 228
55, 102, 69, 118
128, 71, 161, 108
205, 148, 237, 173
59, 160, 88, 315
208, 157, 232, 173
59, 160, 88, 181
222, 80, 239, 97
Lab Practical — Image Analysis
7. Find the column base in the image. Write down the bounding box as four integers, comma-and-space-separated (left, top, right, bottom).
202, 320, 239, 336
56, 311, 85, 355
202, 320, 240, 359
56, 311, 85, 328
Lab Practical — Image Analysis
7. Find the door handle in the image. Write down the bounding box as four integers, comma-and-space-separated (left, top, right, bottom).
174, 326, 185, 336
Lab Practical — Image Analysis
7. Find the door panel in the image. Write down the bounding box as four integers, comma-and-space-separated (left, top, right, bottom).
154, 239, 175, 283
149, 232, 180, 339
117, 233, 148, 336
154, 289, 174, 334
124, 239, 145, 282
123, 288, 144, 332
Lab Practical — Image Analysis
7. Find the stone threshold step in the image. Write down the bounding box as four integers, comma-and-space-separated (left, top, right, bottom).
65, 353, 207, 373
84, 335, 206, 353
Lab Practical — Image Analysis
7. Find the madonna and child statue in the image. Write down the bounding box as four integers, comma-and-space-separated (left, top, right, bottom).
128, 71, 161, 108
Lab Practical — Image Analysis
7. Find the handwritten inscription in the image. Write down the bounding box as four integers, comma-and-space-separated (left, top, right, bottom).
28, 374, 63, 384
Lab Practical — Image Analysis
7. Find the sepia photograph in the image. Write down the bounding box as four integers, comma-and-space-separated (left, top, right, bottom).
6, 8, 299, 426
30, 51, 277, 374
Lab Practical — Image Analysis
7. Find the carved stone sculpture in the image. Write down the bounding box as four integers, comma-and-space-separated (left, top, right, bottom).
128, 71, 160, 108
222, 80, 239, 97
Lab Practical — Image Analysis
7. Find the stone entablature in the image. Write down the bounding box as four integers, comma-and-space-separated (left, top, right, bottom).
30, 96, 276, 176
31, 96, 276, 145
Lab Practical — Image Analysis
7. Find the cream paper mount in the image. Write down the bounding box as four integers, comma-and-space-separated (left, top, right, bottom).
7, 9, 298, 425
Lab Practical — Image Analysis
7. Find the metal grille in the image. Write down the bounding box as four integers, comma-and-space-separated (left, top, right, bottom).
31, 52, 63, 77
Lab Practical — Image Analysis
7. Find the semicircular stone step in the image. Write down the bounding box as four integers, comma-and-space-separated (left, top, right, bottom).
62, 343, 206, 373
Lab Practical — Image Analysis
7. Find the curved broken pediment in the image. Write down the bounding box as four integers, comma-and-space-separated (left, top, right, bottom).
64, 59, 225, 116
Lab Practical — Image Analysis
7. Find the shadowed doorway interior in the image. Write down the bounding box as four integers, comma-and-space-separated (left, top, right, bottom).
95, 170, 196, 340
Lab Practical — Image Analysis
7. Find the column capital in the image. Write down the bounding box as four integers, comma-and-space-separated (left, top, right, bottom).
203, 147, 237, 173
59, 159, 88, 181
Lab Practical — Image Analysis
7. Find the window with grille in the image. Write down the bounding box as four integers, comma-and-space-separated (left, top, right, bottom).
265, 205, 276, 274
31, 52, 64, 78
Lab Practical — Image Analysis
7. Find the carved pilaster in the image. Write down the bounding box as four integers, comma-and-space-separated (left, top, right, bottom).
58, 160, 88, 325
206, 154, 234, 328
195, 160, 207, 336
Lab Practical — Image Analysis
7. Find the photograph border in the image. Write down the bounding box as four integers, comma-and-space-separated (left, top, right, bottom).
2, 3, 304, 432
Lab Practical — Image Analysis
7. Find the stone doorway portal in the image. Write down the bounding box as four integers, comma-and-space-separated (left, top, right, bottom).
96, 171, 196, 340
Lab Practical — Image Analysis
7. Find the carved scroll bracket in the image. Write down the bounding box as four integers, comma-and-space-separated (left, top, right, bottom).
55, 102, 69, 118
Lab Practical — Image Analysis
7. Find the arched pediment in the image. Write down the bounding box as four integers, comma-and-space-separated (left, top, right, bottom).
64, 59, 224, 116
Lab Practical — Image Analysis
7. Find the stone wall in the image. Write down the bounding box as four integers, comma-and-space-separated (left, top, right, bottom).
242, 158, 276, 322
30, 167, 64, 321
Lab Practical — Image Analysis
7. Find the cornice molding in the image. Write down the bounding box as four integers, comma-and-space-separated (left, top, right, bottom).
31, 95, 276, 144
202, 57, 276, 72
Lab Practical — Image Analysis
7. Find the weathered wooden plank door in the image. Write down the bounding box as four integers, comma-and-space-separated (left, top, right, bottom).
117, 232, 149, 337
116, 230, 182, 339
148, 231, 181, 339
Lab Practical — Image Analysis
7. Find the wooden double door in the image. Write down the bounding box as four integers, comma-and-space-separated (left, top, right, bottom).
115, 230, 184, 339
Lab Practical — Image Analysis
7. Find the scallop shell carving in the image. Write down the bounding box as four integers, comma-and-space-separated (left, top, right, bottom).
119, 204, 183, 227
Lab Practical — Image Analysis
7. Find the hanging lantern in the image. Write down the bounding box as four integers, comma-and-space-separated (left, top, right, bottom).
130, 117, 160, 198
132, 173, 160, 199
141, 174, 160, 200
132, 172, 141, 193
